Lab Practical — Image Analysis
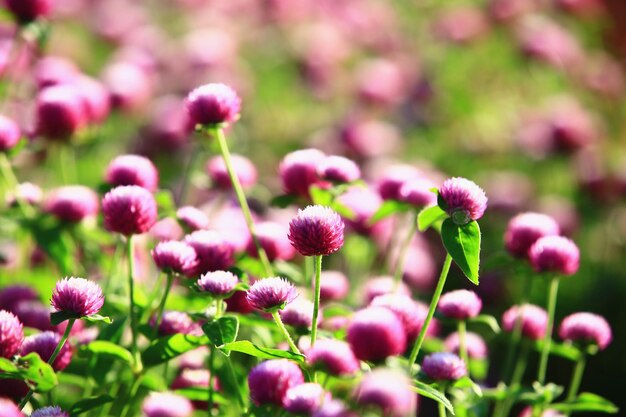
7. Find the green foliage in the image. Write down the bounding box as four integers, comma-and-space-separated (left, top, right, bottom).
203, 316, 240, 348
417, 205, 447, 231
69, 395, 115, 416
0, 353, 57, 392
551, 393, 619, 414
411, 380, 455, 415
220, 340, 305, 362
142, 334, 209, 368
441, 219, 481, 285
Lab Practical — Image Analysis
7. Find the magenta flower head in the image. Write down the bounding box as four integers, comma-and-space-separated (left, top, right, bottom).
247, 222, 295, 262
319, 271, 349, 302
102, 185, 158, 236
438, 289, 482, 320
317, 155, 361, 183
142, 392, 193, 417
105, 154, 159, 192
35, 85, 86, 140
505, 212, 560, 259
44, 186, 99, 223
6, 0, 53, 24
152, 240, 198, 277
347, 306, 406, 361
176, 206, 210, 232
8, 183, 43, 207
363, 276, 411, 305
371, 294, 433, 342
307, 338, 360, 376
288, 205, 345, 257
206, 154, 257, 190
0, 398, 24, 417
153, 311, 201, 337
284, 383, 331, 414
51, 277, 104, 317
444, 331, 488, 359
21, 331, 72, 371
399, 178, 437, 208
376, 165, 421, 201
313, 400, 357, 417
0, 310, 24, 359
0, 285, 38, 312
248, 359, 304, 406
0, 115, 20, 151
184, 230, 235, 274
422, 352, 467, 381
186, 83, 241, 127
279, 149, 328, 198
246, 277, 298, 313
559, 312, 612, 351
438, 177, 488, 225
529, 236, 580, 276
354, 369, 416, 417
279, 298, 314, 329
31, 406, 69, 417
502, 304, 548, 340
196, 271, 239, 298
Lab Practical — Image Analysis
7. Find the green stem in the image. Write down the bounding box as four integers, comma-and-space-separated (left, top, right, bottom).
0, 152, 34, 218
496, 341, 530, 417
126, 236, 140, 370
502, 273, 532, 384
438, 400, 447, 417
58, 144, 77, 184
154, 273, 174, 334
120, 376, 143, 417
208, 347, 215, 417
310, 255, 322, 347
271, 311, 301, 355
566, 353, 586, 403
211, 127, 273, 277
140, 271, 166, 323
215, 299, 224, 318
537, 276, 560, 385
458, 320, 469, 367
408, 253, 453, 373
393, 212, 418, 289
438, 383, 449, 417
225, 357, 246, 411
176, 145, 200, 206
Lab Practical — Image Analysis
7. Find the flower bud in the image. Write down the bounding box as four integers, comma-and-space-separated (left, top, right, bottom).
438, 290, 482, 320
186, 83, 241, 127
0, 115, 20, 151
347, 306, 406, 361
307, 338, 360, 376
529, 236, 579, 275
288, 205, 345, 257
438, 177, 488, 224
246, 277, 297, 313
558, 312, 612, 350
354, 369, 416, 417
44, 186, 99, 223
502, 304, 548, 340
248, 359, 304, 406
504, 212, 560, 258
279, 149, 328, 198
35, 85, 86, 140
284, 383, 330, 414
102, 185, 158, 236
444, 331, 488, 359
196, 271, 239, 298
142, 392, 193, 417
206, 154, 257, 190
422, 352, 467, 381
152, 240, 198, 277
105, 154, 159, 192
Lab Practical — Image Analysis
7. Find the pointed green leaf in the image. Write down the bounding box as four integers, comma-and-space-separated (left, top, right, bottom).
532, 340, 581, 362
221, 340, 305, 362
411, 380, 455, 415
441, 219, 481, 284
79, 341, 133, 366
174, 387, 228, 405
468, 314, 501, 333
142, 334, 208, 368
551, 392, 618, 414
16, 353, 58, 392
69, 395, 115, 416
453, 376, 483, 397
202, 316, 239, 347
50, 311, 80, 325
369, 200, 411, 224
84, 314, 112, 324
418, 205, 447, 232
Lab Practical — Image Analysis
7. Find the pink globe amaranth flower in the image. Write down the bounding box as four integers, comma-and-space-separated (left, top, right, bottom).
35, 84, 86, 140
401, 245, 437, 292
288, 205, 345, 257
339, 118, 400, 159
355, 59, 406, 108
171, 369, 217, 409
347, 307, 406, 361
279, 298, 314, 329
354, 369, 416, 417
317, 155, 360, 183
142, 392, 194, 417
307, 338, 360, 376
184, 230, 235, 274
247, 222, 295, 262
284, 383, 331, 414
444, 331, 488, 359
150, 218, 184, 242
7, 182, 43, 207
516, 17, 582, 70
502, 304, 548, 340
176, 206, 210, 232
103, 62, 152, 111
186, 83, 241, 127
71, 75, 110, 124
246, 277, 298, 313
559, 312, 612, 350
33, 57, 78, 90
422, 352, 467, 381
154, 311, 202, 337
0, 285, 39, 312
102, 185, 158, 236
529, 236, 580, 276
518, 407, 565, 417
152, 240, 198, 277
105, 154, 159, 192
370, 294, 437, 342
399, 178, 437, 208
318, 271, 349, 302
51, 277, 104, 317
376, 165, 421, 201
248, 359, 304, 406
6, 0, 53, 24
433, 6, 488, 44
225, 289, 254, 315
0, 310, 24, 359
14, 301, 54, 332
279, 149, 328, 198
438, 290, 482, 320
44, 186, 99, 223
313, 399, 357, 417
363, 276, 411, 305
438, 177, 488, 224
0, 398, 24, 417
505, 212, 560, 258
337, 187, 385, 235
21, 331, 72, 371
0, 115, 20, 151
31, 406, 69, 417
196, 271, 239, 297
206, 154, 257, 190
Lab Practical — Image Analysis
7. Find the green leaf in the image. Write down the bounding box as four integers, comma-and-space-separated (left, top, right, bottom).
330, 200, 356, 221
16, 353, 58, 392
203, 316, 239, 347
142, 334, 208, 368
26, 217, 76, 275
453, 376, 483, 397
220, 341, 305, 362
174, 387, 228, 405
270, 194, 299, 208
411, 380, 455, 415
50, 311, 80, 325
418, 205, 448, 231
154, 190, 176, 216
69, 395, 115, 416
468, 314, 501, 333
551, 392, 618, 414
79, 341, 133, 366
369, 200, 410, 224
532, 340, 581, 362
84, 314, 112, 324
309, 186, 333, 206
441, 219, 481, 285
469, 358, 488, 381
519, 383, 563, 404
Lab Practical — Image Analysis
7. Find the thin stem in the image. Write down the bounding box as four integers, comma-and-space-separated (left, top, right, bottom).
310, 255, 322, 347
537, 276, 560, 385
225, 356, 246, 410
176, 145, 200, 206
58, 144, 77, 184
140, 271, 166, 323
208, 347, 215, 417
393, 212, 418, 289
438, 400, 447, 417
566, 353, 586, 402
271, 311, 301, 355
120, 376, 143, 417
154, 273, 174, 334
458, 320, 469, 367
0, 152, 34, 218
496, 341, 531, 417
126, 235, 140, 369
211, 127, 273, 277
215, 299, 224, 318
438, 383, 449, 417
408, 253, 453, 373
502, 273, 532, 383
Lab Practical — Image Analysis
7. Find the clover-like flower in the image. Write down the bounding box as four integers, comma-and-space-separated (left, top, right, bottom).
152, 240, 198, 277
288, 205, 345, 257
31, 406, 69, 417
422, 352, 467, 381
196, 271, 239, 298
502, 304, 548, 340
347, 306, 406, 361
105, 154, 159, 192
21, 331, 73, 371
51, 277, 104, 317
0, 310, 24, 359
186, 83, 241, 126
504, 212, 560, 258
246, 277, 297, 313
438, 177, 488, 224
248, 359, 304, 406
284, 383, 331, 414
354, 369, 416, 417
529, 236, 579, 275
559, 312, 612, 351
142, 392, 193, 417
438, 289, 482, 320
102, 185, 158, 236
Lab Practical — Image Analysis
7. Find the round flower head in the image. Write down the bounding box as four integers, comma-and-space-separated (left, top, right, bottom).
21, 331, 72, 371
422, 352, 467, 381
337, 187, 384, 235
8, 182, 43, 207
171, 368, 211, 390
444, 331, 488, 359
279, 298, 314, 329
14, 301, 54, 332
313, 399, 357, 417
307, 338, 360, 376
44, 186, 99, 223
559, 312, 612, 350
103, 62, 152, 111
152, 240, 198, 277
246, 277, 298, 313
529, 236, 580, 276
504, 212, 560, 258
363, 276, 411, 305
248, 359, 304, 406
246, 222, 295, 262
371, 294, 437, 341
150, 218, 184, 242
288, 205, 345, 257
284, 383, 331, 414
0, 285, 39, 312
355, 369, 416, 417
0, 310, 24, 358
502, 304, 548, 340
142, 392, 193, 417
102, 185, 158, 236
35, 85, 86, 140
154, 311, 202, 336
6, 0, 53, 24
317, 155, 361, 183
206, 154, 257, 190
186, 83, 241, 126
0, 115, 20, 151
438, 290, 482, 320
176, 206, 210, 232
196, 271, 239, 297
0, 398, 24, 417
318, 271, 349, 302
31, 406, 69, 417
51, 277, 104, 317
72, 75, 110, 124
438, 177, 487, 224
184, 230, 235, 275
399, 178, 437, 208
376, 165, 421, 201
279, 149, 328, 197
347, 306, 406, 361
105, 154, 159, 192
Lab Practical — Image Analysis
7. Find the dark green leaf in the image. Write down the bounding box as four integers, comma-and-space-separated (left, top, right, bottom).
468, 314, 501, 333
84, 314, 112, 324
411, 380, 455, 415
309, 186, 333, 206
551, 393, 618, 414
142, 334, 208, 368
69, 395, 115, 416
532, 340, 581, 362
50, 311, 80, 325
453, 376, 483, 397
369, 200, 410, 224
174, 387, 228, 405
270, 194, 299, 208
418, 205, 447, 232
203, 316, 239, 347
221, 340, 305, 362
27, 217, 76, 275
79, 341, 133, 366
441, 219, 481, 285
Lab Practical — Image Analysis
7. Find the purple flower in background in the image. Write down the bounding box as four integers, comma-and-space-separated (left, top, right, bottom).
35, 85, 86, 140
317, 155, 361, 183
559, 312, 612, 350
185, 230, 235, 274
313, 400, 357, 417
154, 311, 202, 336
186, 83, 241, 126
142, 392, 194, 417
31, 406, 69, 417
347, 306, 406, 361
288, 205, 345, 256
422, 352, 467, 381
51, 277, 104, 317
502, 304, 548, 340
105, 154, 159, 192
307, 338, 360, 376
0, 285, 39, 312
279, 148, 328, 198
363, 276, 411, 305
102, 185, 158, 236
248, 359, 304, 406
45, 186, 99, 223
176, 206, 210, 232
152, 240, 198, 277
0, 115, 20, 151
0, 310, 24, 359
206, 154, 257, 190
399, 178, 437, 208
7, 183, 43, 207
438, 177, 488, 224
6, 0, 53, 24
246, 277, 297, 312
371, 294, 437, 341
21, 331, 72, 371
376, 165, 421, 201
354, 369, 416, 417
438, 290, 482, 320
504, 212, 560, 258
529, 236, 579, 275
318, 271, 349, 302
0, 398, 24, 417
246, 222, 295, 262
284, 383, 330, 414
196, 271, 239, 297
444, 331, 488, 359
279, 298, 314, 329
